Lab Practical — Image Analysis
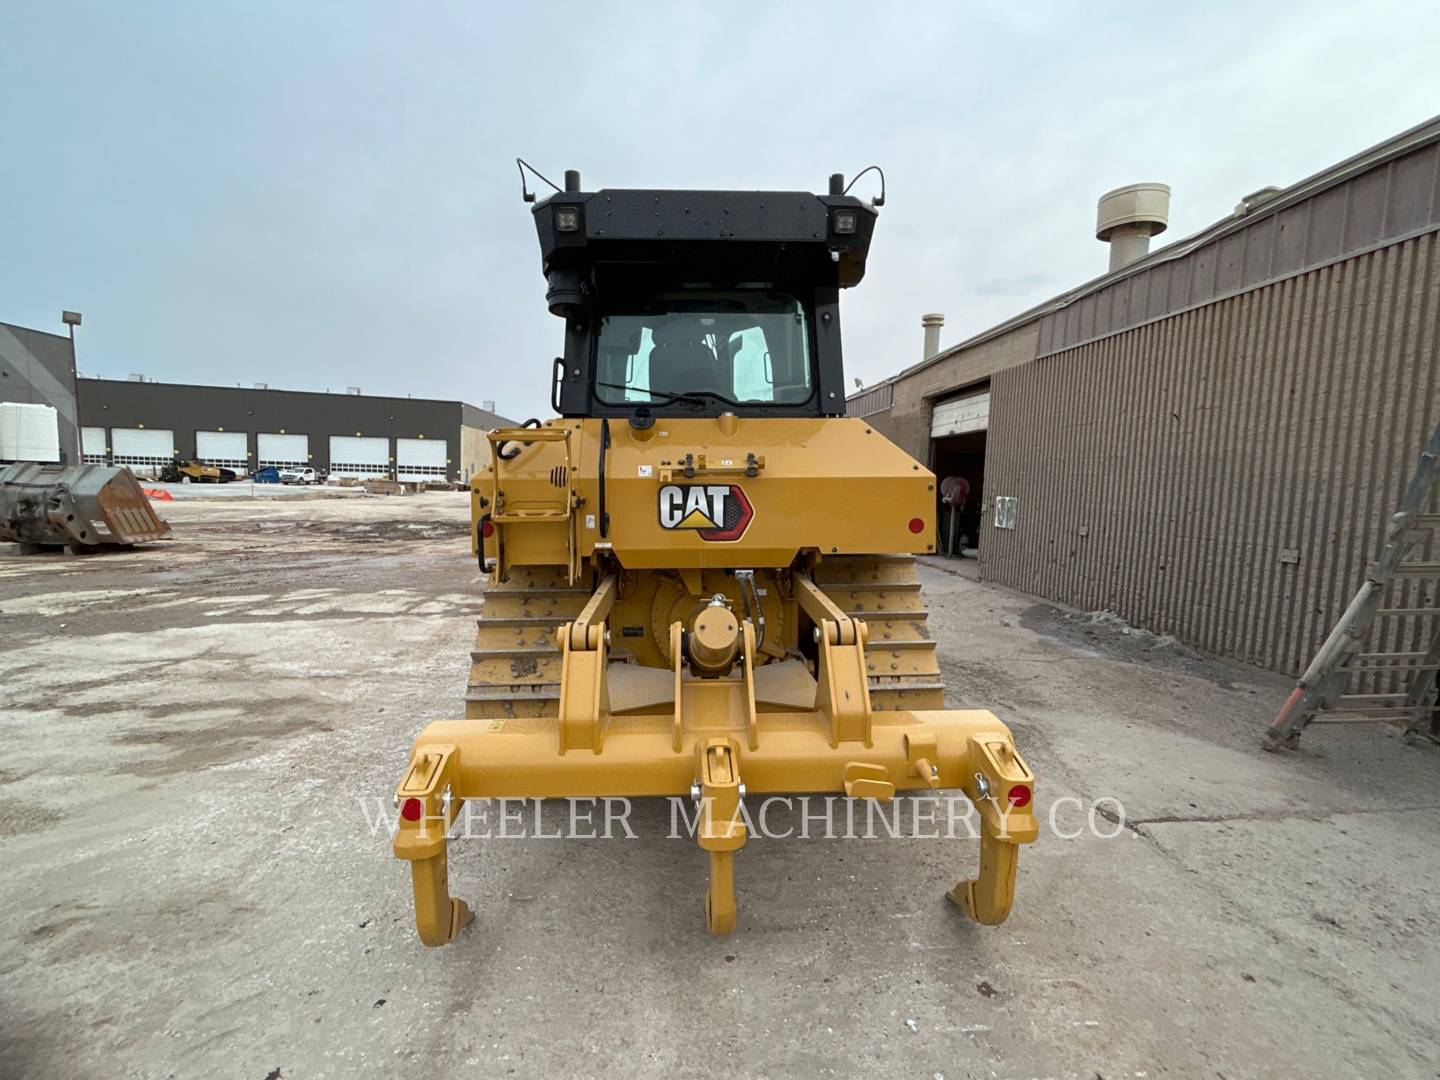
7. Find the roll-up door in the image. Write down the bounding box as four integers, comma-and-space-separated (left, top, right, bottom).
195, 430, 248, 473
111, 428, 175, 476
396, 438, 448, 482
328, 435, 390, 479
930, 388, 991, 438
82, 426, 108, 464
257, 433, 309, 469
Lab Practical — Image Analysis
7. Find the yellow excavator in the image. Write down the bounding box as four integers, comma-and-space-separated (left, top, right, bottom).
393, 167, 1035, 941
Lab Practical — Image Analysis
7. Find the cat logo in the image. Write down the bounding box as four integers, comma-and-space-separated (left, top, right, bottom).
657, 483, 754, 542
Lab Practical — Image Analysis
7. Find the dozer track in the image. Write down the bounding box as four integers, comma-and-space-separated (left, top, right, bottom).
467, 555, 946, 717
810, 554, 946, 711
466, 565, 588, 719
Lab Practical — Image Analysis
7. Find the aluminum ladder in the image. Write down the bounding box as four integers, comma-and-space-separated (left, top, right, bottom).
1265, 419, 1440, 750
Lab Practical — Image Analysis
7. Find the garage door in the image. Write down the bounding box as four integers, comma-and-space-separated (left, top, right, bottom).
196, 430, 248, 474
931, 388, 990, 438
396, 438, 448, 482
328, 435, 390, 479
257, 432, 309, 469
111, 428, 175, 477
81, 426, 107, 465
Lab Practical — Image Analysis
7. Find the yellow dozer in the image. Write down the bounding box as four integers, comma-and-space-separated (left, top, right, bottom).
393, 168, 1035, 941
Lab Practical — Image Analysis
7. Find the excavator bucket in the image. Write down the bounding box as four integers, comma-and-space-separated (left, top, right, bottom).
0, 462, 172, 551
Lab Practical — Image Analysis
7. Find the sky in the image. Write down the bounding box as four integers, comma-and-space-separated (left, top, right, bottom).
3, 1, 1439, 420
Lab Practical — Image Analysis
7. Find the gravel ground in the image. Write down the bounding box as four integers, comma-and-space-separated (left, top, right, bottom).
1, 495, 1436, 1080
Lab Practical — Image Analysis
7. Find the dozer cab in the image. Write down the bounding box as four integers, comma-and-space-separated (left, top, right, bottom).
393, 168, 1036, 941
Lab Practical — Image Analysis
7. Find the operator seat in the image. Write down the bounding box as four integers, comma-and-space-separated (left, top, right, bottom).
648, 319, 722, 398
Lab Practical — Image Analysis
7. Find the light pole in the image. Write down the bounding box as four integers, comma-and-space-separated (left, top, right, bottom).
62, 310, 82, 463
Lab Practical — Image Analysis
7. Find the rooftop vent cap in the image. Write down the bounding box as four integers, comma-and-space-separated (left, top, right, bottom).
1235, 186, 1282, 216
1096, 183, 1171, 271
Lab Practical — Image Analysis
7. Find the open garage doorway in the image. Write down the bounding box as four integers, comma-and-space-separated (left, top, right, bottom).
929, 384, 989, 558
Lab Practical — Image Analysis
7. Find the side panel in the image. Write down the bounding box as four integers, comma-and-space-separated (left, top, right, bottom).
0, 403, 61, 462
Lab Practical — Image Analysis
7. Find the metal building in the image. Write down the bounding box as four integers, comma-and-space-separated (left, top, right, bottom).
75, 378, 512, 483
851, 115, 1440, 676
0, 319, 80, 462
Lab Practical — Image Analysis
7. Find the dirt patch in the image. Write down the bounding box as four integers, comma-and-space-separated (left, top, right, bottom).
1019, 602, 1273, 689
110, 713, 333, 776
0, 797, 64, 837
192, 518, 470, 544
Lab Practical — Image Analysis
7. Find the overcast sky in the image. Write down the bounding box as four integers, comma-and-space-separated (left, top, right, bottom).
3, 2, 1439, 419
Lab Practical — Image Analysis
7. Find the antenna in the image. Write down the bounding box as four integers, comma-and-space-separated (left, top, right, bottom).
516, 158, 563, 204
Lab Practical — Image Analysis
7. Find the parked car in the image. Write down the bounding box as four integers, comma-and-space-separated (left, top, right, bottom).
278, 466, 321, 485
252, 466, 281, 484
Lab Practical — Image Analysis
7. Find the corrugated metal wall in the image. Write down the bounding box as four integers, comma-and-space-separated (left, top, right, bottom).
1036, 137, 1440, 358
982, 231, 1440, 676
846, 383, 892, 417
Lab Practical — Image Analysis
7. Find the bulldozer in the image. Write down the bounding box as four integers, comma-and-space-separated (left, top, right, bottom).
392, 168, 1036, 942
159, 459, 237, 484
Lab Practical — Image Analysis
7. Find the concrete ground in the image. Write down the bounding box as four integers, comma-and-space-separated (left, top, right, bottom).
1, 494, 1437, 1080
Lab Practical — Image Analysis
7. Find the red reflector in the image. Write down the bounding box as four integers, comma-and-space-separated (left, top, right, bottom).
481, 519, 495, 538
400, 797, 424, 821
907, 517, 925, 534
1007, 785, 1032, 809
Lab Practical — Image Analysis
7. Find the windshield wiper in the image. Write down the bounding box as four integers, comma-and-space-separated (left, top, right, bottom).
595, 382, 714, 409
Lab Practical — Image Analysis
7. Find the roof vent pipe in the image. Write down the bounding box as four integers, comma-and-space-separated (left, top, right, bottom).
921, 313, 945, 360
1096, 183, 1170, 272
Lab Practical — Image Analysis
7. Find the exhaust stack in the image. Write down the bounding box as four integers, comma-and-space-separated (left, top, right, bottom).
1096, 183, 1170, 272
922, 313, 945, 360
